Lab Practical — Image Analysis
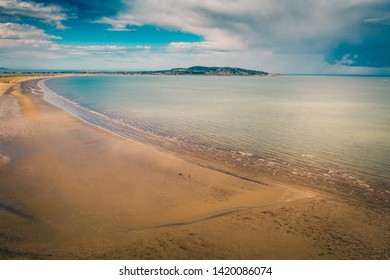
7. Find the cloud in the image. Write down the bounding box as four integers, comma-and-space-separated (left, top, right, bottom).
0, 22, 152, 63
94, 0, 390, 68
325, 31, 390, 68
74, 45, 130, 51
0, 22, 60, 48
93, 17, 135, 31
1, 0, 389, 73
68, 45, 152, 56
0, 23, 65, 61
325, 6, 390, 68
0, 0, 69, 29
168, 41, 222, 52
364, 14, 390, 25
136, 45, 151, 50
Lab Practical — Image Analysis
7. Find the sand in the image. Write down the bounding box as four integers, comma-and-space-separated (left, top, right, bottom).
0, 77, 389, 259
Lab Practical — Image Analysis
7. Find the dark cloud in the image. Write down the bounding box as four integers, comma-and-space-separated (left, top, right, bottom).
97, 0, 390, 70
324, 2, 390, 68
326, 26, 390, 68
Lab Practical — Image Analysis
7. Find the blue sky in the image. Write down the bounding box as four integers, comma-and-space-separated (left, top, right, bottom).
0, 0, 389, 74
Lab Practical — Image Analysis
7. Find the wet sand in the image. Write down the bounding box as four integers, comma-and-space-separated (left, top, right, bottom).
0, 77, 389, 259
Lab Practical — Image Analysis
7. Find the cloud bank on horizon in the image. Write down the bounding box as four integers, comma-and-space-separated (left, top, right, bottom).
0, 0, 389, 74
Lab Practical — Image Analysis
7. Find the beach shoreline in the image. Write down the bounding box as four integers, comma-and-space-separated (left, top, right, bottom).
40, 75, 389, 212
0, 77, 388, 259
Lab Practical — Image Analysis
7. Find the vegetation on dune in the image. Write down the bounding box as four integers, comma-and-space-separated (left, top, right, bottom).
0, 76, 40, 83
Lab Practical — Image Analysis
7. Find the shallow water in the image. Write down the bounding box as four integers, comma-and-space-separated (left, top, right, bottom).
42, 75, 390, 198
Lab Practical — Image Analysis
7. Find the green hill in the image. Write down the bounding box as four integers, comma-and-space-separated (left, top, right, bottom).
139, 66, 269, 76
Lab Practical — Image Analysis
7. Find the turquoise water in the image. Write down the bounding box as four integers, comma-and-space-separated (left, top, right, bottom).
42, 75, 390, 196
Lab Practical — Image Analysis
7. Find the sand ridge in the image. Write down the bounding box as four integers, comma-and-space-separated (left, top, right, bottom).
0, 77, 388, 259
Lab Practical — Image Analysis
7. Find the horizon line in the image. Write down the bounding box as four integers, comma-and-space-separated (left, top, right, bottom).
1, 68, 390, 77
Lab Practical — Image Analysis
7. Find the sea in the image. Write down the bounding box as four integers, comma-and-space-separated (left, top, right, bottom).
40, 75, 390, 205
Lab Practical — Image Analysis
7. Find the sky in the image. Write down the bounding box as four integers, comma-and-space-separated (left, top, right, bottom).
0, 0, 389, 74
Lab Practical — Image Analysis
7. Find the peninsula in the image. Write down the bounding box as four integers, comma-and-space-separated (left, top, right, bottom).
131, 66, 270, 76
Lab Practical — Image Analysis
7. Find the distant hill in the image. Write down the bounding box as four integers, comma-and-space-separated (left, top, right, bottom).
2, 66, 276, 76
137, 66, 269, 76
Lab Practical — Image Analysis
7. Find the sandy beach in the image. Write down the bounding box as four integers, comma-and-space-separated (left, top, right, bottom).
0, 77, 388, 259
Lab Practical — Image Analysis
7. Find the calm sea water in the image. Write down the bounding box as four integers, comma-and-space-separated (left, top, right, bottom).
42, 75, 390, 196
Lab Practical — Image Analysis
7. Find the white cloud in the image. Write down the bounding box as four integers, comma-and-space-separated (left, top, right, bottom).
168, 41, 220, 52
337, 54, 358, 66
0, 23, 153, 66
68, 45, 152, 56
136, 45, 151, 50
93, 17, 135, 31
0, 23, 65, 61
0, 22, 60, 48
0, 0, 69, 29
67, 51, 88, 56
364, 14, 390, 25
74, 45, 131, 51
48, 43, 63, 51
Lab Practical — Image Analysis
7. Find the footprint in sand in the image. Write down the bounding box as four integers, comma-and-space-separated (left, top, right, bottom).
0, 153, 10, 166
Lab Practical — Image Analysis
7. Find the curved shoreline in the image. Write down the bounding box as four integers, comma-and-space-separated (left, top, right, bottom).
0, 76, 388, 259
0, 77, 297, 255
38, 75, 389, 210
38, 76, 277, 187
